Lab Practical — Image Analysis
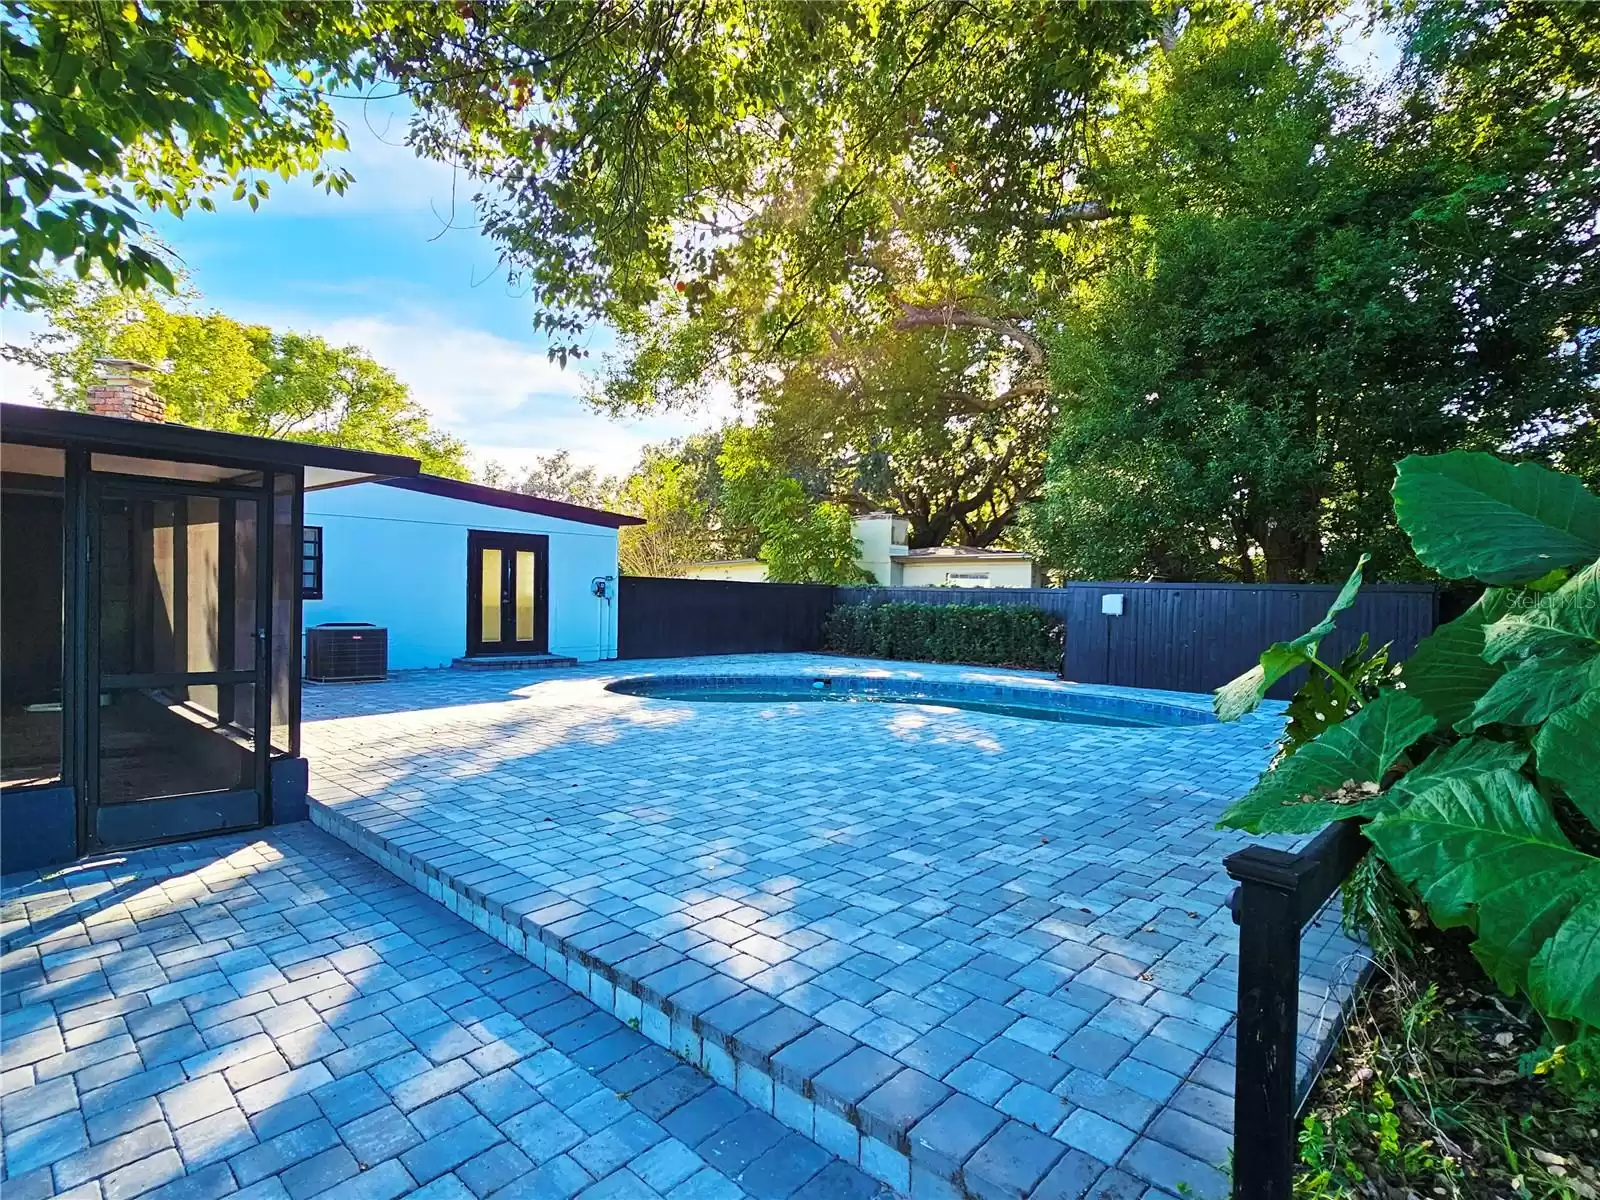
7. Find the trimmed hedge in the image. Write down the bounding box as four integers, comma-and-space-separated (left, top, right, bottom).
823, 601, 1064, 670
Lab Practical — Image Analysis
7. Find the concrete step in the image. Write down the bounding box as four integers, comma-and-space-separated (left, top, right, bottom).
308, 798, 1095, 1200
451, 654, 579, 671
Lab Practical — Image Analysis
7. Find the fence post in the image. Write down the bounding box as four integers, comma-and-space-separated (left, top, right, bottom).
1224, 846, 1304, 1200
1225, 821, 1369, 1200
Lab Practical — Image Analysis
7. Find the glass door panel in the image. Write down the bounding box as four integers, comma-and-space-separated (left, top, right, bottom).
515, 550, 537, 641
480, 548, 503, 645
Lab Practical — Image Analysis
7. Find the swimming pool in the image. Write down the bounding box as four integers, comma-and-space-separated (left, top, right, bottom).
605, 674, 1217, 729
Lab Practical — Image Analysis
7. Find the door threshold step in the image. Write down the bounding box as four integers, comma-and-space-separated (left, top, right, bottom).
450, 654, 578, 671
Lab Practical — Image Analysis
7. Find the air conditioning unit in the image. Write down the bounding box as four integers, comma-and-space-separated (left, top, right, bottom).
305, 623, 388, 683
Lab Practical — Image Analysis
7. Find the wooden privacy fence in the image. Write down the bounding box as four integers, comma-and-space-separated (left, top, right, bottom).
618, 576, 1439, 694
1058, 581, 1438, 697
617, 576, 835, 659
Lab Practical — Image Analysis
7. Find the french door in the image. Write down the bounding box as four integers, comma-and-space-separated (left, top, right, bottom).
466, 531, 549, 656
86, 474, 270, 849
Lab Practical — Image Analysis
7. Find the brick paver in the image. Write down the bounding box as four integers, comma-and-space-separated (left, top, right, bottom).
2, 825, 892, 1200
298, 655, 1367, 1198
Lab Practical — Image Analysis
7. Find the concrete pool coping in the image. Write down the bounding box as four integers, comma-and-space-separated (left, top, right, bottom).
304, 654, 1366, 1200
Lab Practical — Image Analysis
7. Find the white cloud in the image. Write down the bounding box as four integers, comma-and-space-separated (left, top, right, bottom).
1, 307, 53, 406
250, 308, 732, 475
3, 297, 730, 477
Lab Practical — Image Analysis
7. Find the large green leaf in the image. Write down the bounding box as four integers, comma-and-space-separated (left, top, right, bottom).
1458, 651, 1600, 732
1214, 555, 1368, 722
1386, 735, 1530, 804
1534, 688, 1600, 828
1482, 559, 1600, 665
1367, 770, 1600, 997
1218, 690, 1435, 833
1396, 588, 1517, 727
1529, 892, 1600, 1030
1392, 452, 1600, 583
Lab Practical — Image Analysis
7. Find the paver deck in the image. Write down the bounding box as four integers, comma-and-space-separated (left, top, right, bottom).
300, 655, 1367, 1200
1, 824, 892, 1200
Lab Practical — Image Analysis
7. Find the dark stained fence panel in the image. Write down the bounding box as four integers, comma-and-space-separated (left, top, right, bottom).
617, 578, 1438, 693
617, 577, 835, 659
1060, 582, 1439, 697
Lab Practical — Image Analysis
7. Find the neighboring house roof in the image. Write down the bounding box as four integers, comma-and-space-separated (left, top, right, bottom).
892, 546, 1033, 562
1, 401, 421, 489
377, 473, 646, 528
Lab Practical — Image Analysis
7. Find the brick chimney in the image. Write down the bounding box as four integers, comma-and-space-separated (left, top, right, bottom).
88, 358, 165, 422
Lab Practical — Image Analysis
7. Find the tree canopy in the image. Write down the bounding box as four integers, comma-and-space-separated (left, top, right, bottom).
11, 273, 471, 477
379, 1, 1160, 366
1030, 3, 1599, 582
2, 1, 375, 305
8, 0, 1594, 585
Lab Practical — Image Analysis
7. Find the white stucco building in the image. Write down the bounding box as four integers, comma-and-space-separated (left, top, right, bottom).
303, 476, 642, 670
685, 512, 1039, 588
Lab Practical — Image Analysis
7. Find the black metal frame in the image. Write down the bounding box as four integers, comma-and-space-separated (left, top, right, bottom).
2, 400, 419, 481
1225, 820, 1369, 1200
286, 471, 305, 760
465, 530, 550, 656
301, 524, 324, 600
84, 470, 274, 850
2, 419, 334, 862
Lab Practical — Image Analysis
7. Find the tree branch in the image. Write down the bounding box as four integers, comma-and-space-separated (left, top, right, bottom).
938, 379, 1051, 412
892, 303, 1047, 367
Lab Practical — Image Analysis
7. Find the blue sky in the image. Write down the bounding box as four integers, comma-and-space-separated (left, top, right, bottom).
2, 92, 726, 477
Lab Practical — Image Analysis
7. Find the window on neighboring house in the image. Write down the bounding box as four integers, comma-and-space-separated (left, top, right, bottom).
301, 525, 323, 600
945, 571, 991, 588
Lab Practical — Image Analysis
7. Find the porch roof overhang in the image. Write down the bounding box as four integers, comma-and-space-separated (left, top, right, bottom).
0, 402, 422, 489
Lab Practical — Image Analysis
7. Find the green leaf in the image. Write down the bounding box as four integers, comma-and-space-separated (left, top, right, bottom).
1214, 555, 1368, 721
1393, 452, 1600, 583
1367, 770, 1600, 997
1534, 688, 1600, 828
1218, 690, 1435, 833
1279, 636, 1393, 759
1528, 892, 1600, 1029
1386, 735, 1530, 804
1397, 588, 1518, 727
1459, 652, 1600, 732
1482, 559, 1600, 665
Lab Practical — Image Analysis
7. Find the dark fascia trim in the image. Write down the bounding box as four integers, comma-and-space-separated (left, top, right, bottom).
377, 474, 646, 528
0, 403, 422, 478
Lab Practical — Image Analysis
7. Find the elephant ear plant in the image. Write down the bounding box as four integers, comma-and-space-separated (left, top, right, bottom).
1215, 451, 1600, 1084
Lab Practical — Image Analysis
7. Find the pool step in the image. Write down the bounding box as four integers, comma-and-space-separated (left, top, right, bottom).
308, 796, 1083, 1200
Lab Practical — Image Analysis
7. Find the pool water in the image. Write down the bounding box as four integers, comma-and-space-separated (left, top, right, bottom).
606, 677, 1213, 729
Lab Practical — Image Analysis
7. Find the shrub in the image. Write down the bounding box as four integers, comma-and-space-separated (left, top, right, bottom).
1216, 450, 1600, 1093
824, 601, 1064, 670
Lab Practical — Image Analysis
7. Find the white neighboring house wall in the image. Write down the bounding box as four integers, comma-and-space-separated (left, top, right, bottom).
680, 511, 1038, 587
303, 480, 624, 669
852, 512, 909, 584
896, 555, 1037, 588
